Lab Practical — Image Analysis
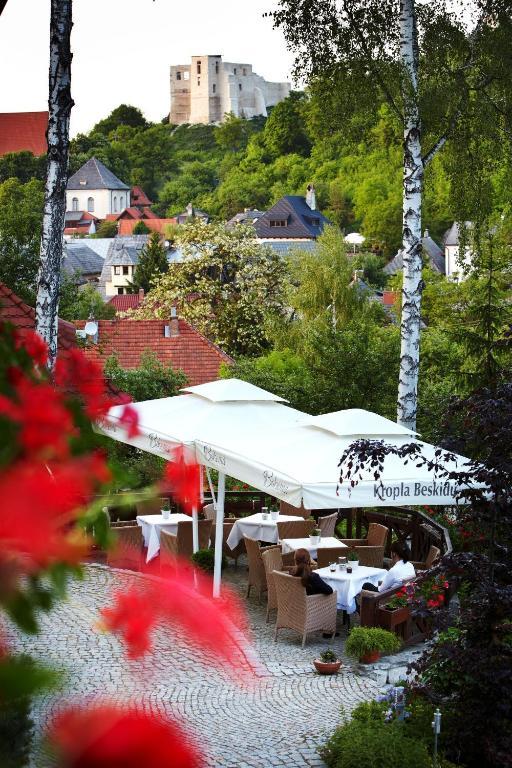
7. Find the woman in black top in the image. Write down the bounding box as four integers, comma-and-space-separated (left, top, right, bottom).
291, 549, 334, 596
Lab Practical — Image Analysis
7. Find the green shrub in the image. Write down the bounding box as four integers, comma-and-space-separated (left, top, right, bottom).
320, 648, 338, 663
345, 627, 401, 659
191, 548, 226, 572
321, 720, 431, 768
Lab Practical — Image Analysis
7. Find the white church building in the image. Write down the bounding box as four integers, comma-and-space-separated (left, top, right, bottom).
66, 157, 130, 220
170, 55, 290, 125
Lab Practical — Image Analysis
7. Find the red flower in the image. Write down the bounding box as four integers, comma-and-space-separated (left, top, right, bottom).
14, 329, 48, 367
0, 455, 109, 568
48, 705, 202, 768
163, 447, 201, 514
55, 349, 111, 418
101, 563, 252, 677
118, 404, 139, 439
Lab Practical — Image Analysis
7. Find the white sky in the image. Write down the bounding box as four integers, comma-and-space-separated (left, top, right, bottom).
0, 0, 295, 136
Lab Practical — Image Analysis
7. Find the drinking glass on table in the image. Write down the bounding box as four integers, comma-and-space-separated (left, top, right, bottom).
329, 562, 336, 573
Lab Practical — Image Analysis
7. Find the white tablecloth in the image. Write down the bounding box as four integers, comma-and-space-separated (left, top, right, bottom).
281, 536, 347, 560
136, 513, 191, 562
315, 565, 387, 614
226, 513, 303, 550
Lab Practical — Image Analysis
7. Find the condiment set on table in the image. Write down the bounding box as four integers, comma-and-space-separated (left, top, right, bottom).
329, 556, 357, 574
261, 506, 279, 521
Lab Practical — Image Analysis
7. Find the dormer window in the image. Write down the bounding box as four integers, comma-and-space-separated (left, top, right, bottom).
304, 216, 320, 226
72, 197, 78, 211
270, 219, 287, 227
79, 180, 87, 186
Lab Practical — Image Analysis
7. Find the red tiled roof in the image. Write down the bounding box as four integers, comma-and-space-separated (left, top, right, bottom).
0, 282, 76, 352
0, 111, 48, 157
107, 294, 143, 312
131, 186, 153, 207
118, 218, 177, 236
74, 318, 233, 386
383, 291, 398, 306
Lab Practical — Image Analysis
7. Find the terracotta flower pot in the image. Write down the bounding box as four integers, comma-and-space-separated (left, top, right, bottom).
313, 659, 342, 675
359, 650, 380, 664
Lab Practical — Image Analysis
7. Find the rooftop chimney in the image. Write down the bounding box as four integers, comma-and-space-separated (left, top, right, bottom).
306, 184, 316, 211
424, 229, 429, 238
170, 306, 179, 337
138, 288, 144, 301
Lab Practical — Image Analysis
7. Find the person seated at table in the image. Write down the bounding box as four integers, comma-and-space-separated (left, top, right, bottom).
291, 548, 333, 596
361, 541, 415, 593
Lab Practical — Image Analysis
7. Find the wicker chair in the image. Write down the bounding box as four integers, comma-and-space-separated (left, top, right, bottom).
276, 519, 316, 540
135, 497, 171, 516
350, 545, 385, 568
160, 519, 212, 571
339, 522, 388, 549
273, 571, 337, 647
410, 545, 441, 572
279, 501, 311, 519
107, 524, 143, 570
211, 518, 245, 566
202, 503, 216, 521
318, 512, 338, 538
316, 546, 348, 569
262, 547, 284, 622
244, 536, 279, 602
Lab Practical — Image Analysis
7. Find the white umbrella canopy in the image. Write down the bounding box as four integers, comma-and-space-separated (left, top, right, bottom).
196, 408, 478, 509
344, 232, 366, 245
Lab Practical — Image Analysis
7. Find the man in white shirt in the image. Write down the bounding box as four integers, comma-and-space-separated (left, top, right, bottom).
360, 541, 416, 594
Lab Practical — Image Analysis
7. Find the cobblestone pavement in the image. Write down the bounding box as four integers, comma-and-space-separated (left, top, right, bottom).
7, 562, 381, 768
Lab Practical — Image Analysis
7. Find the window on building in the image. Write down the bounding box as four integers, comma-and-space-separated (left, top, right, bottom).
213, 83, 216, 94
72, 197, 78, 211
234, 67, 237, 74
197, 61, 201, 74
243, 67, 247, 76
270, 219, 287, 227
239, 83, 242, 91
176, 71, 181, 80
120, 196, 124, 208
123, 266, 129, 275
117, 287, 124, 295
197, 77, 201, 86
87, 197, 94, 212
114, 266, 121, 275
184, 71, 189, 80
113, 196, 118, 212
215, 61, 219, 74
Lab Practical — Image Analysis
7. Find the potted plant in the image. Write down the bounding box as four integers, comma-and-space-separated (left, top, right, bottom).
309, 527, 321, 545
313, 648, 342, 675
377, 584, 413, 630
347, 550, 359, 568
161, 500, 171, 520
345, 627, 401, 664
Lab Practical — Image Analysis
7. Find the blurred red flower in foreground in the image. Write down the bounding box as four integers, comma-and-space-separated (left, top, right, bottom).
163, 447, 201, 514
101, 563, 252, 676
49, 705, 201, 768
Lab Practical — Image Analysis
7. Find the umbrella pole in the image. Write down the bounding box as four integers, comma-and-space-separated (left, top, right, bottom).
192, 506, 199, 553
213, 471, 225, 598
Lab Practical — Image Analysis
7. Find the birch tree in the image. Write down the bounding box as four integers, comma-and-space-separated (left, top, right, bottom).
272, 0, 511, 430
35, 0, 73, 368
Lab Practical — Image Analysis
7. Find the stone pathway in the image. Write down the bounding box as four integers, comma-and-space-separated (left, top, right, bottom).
6, 562, 422, 767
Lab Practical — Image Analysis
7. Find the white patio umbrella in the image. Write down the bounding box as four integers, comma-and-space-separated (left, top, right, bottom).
195, 407, 480, 509
344, 232, 366, 252
99, 379, 306, 595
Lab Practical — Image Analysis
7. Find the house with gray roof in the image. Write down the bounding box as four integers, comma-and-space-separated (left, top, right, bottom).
253, 186, 331, 255
66, 157, 131, 220
97, 235, 150, 298
227, 209, 265, 228
443, 221, 474, 280
383, 229, 446, 277
62, 243, 104, 285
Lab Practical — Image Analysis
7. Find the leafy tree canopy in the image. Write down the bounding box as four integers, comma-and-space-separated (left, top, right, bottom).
91, 104, 149, 136
131, 232, 169, 293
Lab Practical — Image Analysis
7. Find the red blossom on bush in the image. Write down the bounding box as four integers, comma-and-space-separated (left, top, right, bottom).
101, 563, 252, 676
48, 705, 202, 768
13, 329, 48, 367
163, 447, 201, 514
118, 404, 139, 439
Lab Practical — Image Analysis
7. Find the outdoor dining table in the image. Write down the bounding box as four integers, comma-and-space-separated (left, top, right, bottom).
281, 536, 347, 560
315, 564, 387, 614
136, 513, 191, 562
226, 512, 304, 550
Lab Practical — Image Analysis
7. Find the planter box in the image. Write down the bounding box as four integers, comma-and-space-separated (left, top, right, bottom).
377, 605, 410, 631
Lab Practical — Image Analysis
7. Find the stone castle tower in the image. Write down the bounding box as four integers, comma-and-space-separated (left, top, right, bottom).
170, 54, 290, 125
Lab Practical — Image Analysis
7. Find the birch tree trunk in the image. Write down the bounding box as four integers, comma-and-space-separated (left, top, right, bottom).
35, 0, 73, 368
397, 0, 423, 431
